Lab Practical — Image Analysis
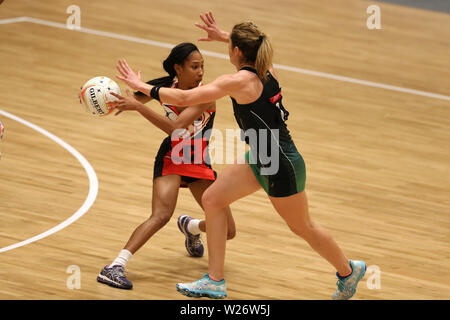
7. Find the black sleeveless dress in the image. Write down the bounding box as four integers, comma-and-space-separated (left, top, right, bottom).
231, 67, 306, 197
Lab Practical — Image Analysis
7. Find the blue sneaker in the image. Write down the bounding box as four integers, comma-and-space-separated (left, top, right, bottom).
332, 260, 366, 300
97, 265, 133, 290
177, 215, 204, 257
176, 274, 227, 299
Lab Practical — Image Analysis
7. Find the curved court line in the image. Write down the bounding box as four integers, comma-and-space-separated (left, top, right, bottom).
0, 109, 98, 253
1, 16, 449, 102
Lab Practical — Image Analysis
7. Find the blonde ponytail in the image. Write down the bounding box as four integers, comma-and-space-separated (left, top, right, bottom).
255, 35, 273, 81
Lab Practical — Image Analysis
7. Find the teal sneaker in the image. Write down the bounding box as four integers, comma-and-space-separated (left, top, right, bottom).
332, 260, 366, 300
176, 274, 227, 299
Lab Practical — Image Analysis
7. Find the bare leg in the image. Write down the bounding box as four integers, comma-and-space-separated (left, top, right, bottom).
201, 162, 261, 280
188, 179, 236, 240
269, 191, 352, 276
124, 175, 181, 254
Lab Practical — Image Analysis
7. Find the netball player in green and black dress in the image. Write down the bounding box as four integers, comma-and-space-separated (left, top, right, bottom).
111, 13, 366, 300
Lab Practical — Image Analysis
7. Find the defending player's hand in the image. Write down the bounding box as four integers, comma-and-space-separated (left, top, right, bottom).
109, 89, 142, 116
195, 12, 229, 43
115, 59, 143, 91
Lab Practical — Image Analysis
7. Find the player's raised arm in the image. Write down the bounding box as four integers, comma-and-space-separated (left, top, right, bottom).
115, 59, 238, 107
195, 12, 230, 43
156, 73, 237, 107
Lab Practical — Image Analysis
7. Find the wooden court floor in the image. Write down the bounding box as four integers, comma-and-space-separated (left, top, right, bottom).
0, 0, 449, 300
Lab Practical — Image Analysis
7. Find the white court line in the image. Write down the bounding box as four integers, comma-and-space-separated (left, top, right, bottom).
1, 16, 449, 102
0, 110, 99, 253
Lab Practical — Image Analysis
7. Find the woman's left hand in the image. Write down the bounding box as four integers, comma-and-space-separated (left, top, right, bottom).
109, 89, 142, 116
115, 59, 143, 91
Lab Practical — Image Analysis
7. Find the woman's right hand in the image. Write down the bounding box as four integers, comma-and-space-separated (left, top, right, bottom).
109, 89, 143, 116
195, 12, 229, 43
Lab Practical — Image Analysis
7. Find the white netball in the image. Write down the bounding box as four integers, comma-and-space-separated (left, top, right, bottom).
80, 76, 121, 116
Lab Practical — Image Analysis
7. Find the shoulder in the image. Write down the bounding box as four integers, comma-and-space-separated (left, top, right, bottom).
212, 71, 256, 90
213, 73, 239, 85
236, 69, 259, 81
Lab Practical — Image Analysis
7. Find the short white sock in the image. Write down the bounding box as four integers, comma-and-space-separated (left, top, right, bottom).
187, 219, 201, 235
111, 249, 132, 268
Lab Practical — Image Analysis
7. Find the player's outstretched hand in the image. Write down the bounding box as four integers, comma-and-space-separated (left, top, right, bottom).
109, 89, 142, 116
195, 12, 229, 43
115, 59, 143, 91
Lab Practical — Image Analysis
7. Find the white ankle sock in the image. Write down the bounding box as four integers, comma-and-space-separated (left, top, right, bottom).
187, 219, 201, 235
111, 249, 132, 268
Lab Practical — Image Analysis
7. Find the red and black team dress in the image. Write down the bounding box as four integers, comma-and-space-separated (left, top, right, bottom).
153, 80, 217, 187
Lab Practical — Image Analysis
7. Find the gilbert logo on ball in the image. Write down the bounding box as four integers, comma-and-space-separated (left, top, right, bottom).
80, 76, 121, 116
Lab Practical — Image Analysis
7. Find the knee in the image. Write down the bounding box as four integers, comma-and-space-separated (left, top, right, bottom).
150, 211, 172, 228
201, 189, 226, 211
287, 221, 314, 238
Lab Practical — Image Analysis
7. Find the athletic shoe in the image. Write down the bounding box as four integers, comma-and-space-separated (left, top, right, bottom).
176, 274, 227, 299
97, 265, 133, 290
332, 260, 366, 300
177, 215, 204, 257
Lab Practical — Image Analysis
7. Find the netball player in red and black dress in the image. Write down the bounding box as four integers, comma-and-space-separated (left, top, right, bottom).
96, 43, 236, 290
